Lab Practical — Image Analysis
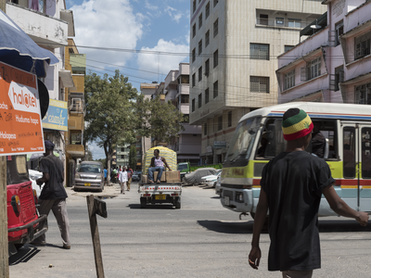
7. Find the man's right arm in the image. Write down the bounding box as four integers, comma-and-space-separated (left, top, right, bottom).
322, 185, 369, 226
248, 188, 268, 269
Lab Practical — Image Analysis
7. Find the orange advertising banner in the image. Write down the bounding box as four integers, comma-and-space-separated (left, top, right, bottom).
0, 62, 44, 156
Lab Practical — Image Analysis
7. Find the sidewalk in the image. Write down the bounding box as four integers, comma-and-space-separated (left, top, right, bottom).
65, 182, 124, 200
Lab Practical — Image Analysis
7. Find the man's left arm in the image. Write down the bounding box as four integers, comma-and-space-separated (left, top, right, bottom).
36, 172, 50, 186
162, 157, 171, 171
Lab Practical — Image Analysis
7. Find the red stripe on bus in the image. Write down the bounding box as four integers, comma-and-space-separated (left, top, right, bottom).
335, 179, 371, 186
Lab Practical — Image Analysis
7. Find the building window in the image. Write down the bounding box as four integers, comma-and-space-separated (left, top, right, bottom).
192, 23, 196, 38
198, 40, 203, 56
205, 2, 210, 18
192, 48, 196, 62
70, 130, 82, 145
228, 111, 232, 127
250, 43, 270, 60
199, 13, 203, 29
213, 49, 218, 68
192, 73, 196, 87
213, 81, 218, 98
218, 116, 223, 130
250, 76, 269, 93
70, 97, 84, 113
284, 70, 295, 90
192, 98, 196, 112
205, 30, 210, 47
284, 45, 294, 52
335, 20, 344, 46
355, 83, 371, 104
288, 18, 301, 28
213, 19, 218, 37
198, 66, 202, 82
181, 95, 189, 104
205, 59, 210, 76
334, 65, 344, 91
257, 12, 268, 25
192, 0, 196, 13
276, 17, 284, 25
354, 32, 371, 60
303, 57, 321, 80
198, 93, 202, 108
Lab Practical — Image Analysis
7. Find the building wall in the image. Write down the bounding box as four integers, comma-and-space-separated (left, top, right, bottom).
277, 0, 370, 104
190, 0, 326, 163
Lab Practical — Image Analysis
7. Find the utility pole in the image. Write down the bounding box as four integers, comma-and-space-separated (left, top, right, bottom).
1, 3, 9, 278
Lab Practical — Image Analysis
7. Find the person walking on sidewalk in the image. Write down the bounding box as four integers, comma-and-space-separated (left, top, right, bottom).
35, 140, 71, 249
248, 108, 369, 278
119, 166, 128, 194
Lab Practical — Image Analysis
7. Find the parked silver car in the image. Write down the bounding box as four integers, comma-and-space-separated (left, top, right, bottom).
74, 161, 104, 192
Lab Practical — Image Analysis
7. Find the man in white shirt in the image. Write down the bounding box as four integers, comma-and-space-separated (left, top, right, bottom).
118, 166, 128, 194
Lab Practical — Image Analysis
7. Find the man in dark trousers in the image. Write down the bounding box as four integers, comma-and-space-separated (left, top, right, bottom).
248, 108, 369, 278
34, 140, 71, 249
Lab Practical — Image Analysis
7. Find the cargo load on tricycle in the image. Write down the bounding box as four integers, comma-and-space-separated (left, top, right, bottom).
138, 146, 182, 209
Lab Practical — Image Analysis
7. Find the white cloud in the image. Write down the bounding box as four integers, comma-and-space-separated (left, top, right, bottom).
166, 6, 183, 23
71, 0, 143, 69
137, 39, 189, 80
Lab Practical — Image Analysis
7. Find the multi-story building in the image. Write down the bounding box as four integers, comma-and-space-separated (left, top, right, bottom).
5, 0, 75, 177
65, 38, 86, 186
189, 0, 326, 164
138, 82, 159, 168
276, 0, 371, 104
116, 144, 130, 168
139, 64, 202, 166
159, 63, 201, 165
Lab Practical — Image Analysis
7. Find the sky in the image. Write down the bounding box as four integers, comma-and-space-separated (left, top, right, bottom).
66, 0, 191, 159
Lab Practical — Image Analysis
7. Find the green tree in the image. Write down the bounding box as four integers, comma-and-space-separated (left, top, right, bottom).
84, 70, 138, 184
144, 95, 185, 143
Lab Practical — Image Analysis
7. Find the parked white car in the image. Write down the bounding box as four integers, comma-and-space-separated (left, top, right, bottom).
201, 169, 222, 187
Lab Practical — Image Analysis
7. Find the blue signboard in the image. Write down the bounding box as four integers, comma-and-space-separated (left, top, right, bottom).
42, 99, 68, 131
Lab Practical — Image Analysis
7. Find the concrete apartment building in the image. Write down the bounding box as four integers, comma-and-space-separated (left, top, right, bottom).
276, 0, 371, 104
189, 0, 326, 164
158, 63, 202, 164
5, 0, 75, 175
139, 63, 202, 166
65, 38, 87, 186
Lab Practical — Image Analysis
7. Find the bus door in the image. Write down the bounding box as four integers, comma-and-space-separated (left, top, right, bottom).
341, 123, 371, 212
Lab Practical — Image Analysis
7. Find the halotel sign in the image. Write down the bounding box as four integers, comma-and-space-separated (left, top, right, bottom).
0, 62, 44, 155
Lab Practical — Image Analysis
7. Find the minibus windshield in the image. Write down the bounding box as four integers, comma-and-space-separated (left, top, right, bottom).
225, 116, 261, 165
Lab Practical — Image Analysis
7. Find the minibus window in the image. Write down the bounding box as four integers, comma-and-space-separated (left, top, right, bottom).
255, 118, 285, 159
361, 127, 371, 179
343, 127, 356, 178
310, 120, 337, 159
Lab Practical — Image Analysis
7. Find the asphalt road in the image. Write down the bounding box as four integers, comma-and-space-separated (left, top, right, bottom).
9, 183, 371, 278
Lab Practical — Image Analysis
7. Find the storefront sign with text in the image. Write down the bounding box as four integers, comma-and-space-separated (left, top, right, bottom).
0, 62, 44, 156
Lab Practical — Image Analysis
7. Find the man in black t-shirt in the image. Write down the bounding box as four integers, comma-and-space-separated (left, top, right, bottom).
34, 140, 71, 249
248, 108, 369, 278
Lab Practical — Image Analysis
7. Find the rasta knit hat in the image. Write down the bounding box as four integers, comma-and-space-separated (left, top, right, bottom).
282, 108, 314, 141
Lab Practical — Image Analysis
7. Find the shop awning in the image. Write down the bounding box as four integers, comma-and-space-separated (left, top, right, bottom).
0, 10, 58, 77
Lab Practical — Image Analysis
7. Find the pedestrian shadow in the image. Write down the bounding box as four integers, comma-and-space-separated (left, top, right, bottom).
198, 219, 371, 234
318, 219, 371, 232
197, 220, 258, 234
